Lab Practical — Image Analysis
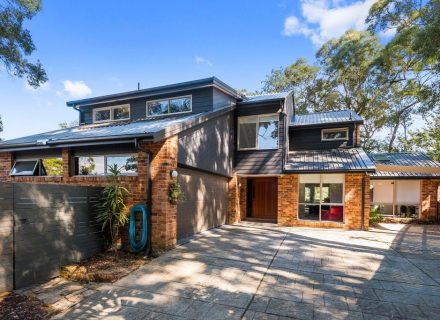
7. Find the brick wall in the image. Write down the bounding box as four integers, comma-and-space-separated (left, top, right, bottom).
229, 173, 370, 229
227, 176, 248, 223
420, 179, 440, 221
0, 137, 179, 251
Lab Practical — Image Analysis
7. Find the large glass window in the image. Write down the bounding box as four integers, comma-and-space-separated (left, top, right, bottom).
238, 114, 279, 150
93, 104, 130, 123
147, 96, 192, 116
75, 155, 137, 176
10, 160, 39, 176
299, 174, 344, 222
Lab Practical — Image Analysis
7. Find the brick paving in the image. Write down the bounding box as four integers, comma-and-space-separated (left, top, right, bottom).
53, 223, 440, 319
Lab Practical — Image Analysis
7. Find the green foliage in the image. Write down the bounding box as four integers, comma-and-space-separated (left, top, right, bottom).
59, 120, 79, 129
42, 158, 62, 176
403, 116, 440, 161
95, 165, 129, 248
369, 209, 384, 226
0, 0, 47, 88
168, 181, 184, 204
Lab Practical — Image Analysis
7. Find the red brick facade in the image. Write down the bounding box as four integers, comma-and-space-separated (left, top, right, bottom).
0, 138, 178, 251
231, 173, 371, 230
420, 179, 440, 221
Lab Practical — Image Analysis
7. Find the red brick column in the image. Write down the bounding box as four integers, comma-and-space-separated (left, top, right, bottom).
139, 137, 178, 251
344, 173, 370, 230
0, 152, 13, 182
278, 175, 297, 226
239, 177, 247, 220
228, 175, 240, 224
421, 179, 440, 221
62, 148, 71, 178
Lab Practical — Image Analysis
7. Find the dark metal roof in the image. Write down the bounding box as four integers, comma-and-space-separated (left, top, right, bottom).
369, 152, 440, 178
239, 92, 290, 105
0, 106, 234, 151
66, 77, 240, 107
291, 110, 363, 127
285, 149, 375, 172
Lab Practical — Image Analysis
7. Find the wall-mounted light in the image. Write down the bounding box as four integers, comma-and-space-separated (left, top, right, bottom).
170, 170, 179, 178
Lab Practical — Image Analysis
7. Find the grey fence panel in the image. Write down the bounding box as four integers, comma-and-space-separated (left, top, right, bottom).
0, 183, 14, 291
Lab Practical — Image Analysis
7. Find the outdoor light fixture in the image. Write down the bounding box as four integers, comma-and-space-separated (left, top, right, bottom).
170, 170, 178, 178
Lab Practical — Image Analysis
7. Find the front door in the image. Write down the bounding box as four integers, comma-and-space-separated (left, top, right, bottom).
250, 178, 278, 220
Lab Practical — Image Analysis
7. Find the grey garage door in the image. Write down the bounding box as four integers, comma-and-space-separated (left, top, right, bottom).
177, 168, 228, 240
0, 183, 104, 290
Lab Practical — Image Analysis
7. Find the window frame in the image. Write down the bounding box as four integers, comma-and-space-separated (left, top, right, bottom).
298, 174, 345, 223
92, 104, 130, 123
321, 127, 349, 141
146, 95, 192, 117
10, 159, 40, 176
74, 154, 138, 176
237, 113, 279, 151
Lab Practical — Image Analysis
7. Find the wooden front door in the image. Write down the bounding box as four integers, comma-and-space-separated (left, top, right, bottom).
250, 178, 278, 220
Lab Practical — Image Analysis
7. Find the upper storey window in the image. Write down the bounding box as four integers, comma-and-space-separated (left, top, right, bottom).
321, 128, 348, 141
147, 96, 192, 117
238, 114, 279, 150
93, 104, 130, 123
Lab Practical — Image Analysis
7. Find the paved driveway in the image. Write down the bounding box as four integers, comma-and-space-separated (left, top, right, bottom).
55, 223, 440, 319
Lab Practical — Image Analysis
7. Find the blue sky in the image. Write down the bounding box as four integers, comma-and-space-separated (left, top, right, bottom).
0, 0, 385, 140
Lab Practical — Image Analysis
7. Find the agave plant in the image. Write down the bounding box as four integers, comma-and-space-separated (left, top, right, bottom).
95, 164, 129, 249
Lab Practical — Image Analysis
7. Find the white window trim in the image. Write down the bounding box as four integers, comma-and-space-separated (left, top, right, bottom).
93, 104, 131, 123
297, 174, 345, 223
146, 95, 192, 118
237, 113, 279, 151
74, 154, 138, 176
321, 127, 349, 141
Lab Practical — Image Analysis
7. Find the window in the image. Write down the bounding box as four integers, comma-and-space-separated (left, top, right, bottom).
299, 174, 344, 222
75, 155, 137, 176
41, 158, 63, 176
321, 128, 348, 141
147, 96, 192, 116
238, 114, 279, 150
10, 160, 39, 176
93, 104, 130, 123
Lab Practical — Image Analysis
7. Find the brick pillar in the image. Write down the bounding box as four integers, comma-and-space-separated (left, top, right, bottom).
143, 137, 178, 251
344, 173, 370, 230
62, 148, 71, 178
278, 174, 297, 226
228, 175, 241, 224
239, 177, 247, 220
0, 152, 13, 182
421, 179, 440, 221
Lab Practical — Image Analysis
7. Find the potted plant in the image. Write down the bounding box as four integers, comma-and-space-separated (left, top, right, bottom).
169, 181, 184, 204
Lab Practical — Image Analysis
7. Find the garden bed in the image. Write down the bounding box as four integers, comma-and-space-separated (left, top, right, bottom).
60, 251, 148, 283
0, 292, 52, 320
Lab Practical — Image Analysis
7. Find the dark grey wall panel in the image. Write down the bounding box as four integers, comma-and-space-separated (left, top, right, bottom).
234, 150, 283, 174
289, 125, 356, 151
178, 112, 233, 177
80, 87, 214, 125
176, 168, 228, 241
213, 88, 236, 110
12, 183, 104, 289
0, 183, 14, 291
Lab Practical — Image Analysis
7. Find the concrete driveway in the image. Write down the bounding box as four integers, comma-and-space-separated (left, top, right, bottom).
55, 223, 440, 319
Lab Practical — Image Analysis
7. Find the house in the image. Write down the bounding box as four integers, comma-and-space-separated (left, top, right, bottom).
0, 77, 439, 253
369, 153, 440, 220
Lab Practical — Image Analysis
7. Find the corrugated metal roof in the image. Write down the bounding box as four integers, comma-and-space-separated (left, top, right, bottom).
285, 149, 375, 172
291, 110, 363, 127
0, 112, 205, 149
239, 92, 290, 104
369, 152, 440, 178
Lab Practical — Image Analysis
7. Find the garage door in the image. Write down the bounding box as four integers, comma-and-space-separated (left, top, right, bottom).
177, 168, 228, 240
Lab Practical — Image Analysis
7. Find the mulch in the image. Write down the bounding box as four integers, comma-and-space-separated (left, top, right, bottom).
60, 250, 148, 283
0, 293, 51, 320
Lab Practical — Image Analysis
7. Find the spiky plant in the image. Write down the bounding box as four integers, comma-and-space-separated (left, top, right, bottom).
95, 164, 129, 249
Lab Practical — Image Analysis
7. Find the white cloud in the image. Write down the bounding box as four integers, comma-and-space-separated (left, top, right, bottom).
24, 81, 51, 92
283, 0, 377, 45
195, 56, 213, 66
63, 80, 92, 98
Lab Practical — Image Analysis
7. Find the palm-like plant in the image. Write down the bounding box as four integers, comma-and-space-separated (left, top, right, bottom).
95, 164, 129, 249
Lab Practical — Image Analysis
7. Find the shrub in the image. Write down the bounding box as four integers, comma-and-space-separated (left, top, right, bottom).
369, 209, 383, 226
95, 164, 128, 249
168, 181, 184, 204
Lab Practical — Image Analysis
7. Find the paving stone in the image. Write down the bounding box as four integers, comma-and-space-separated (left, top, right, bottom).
204, 303, 245, 319
181, 300, 212, 319
248, 295, 271, 312
314, 306, 363, 320
266, 298, 313, 319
